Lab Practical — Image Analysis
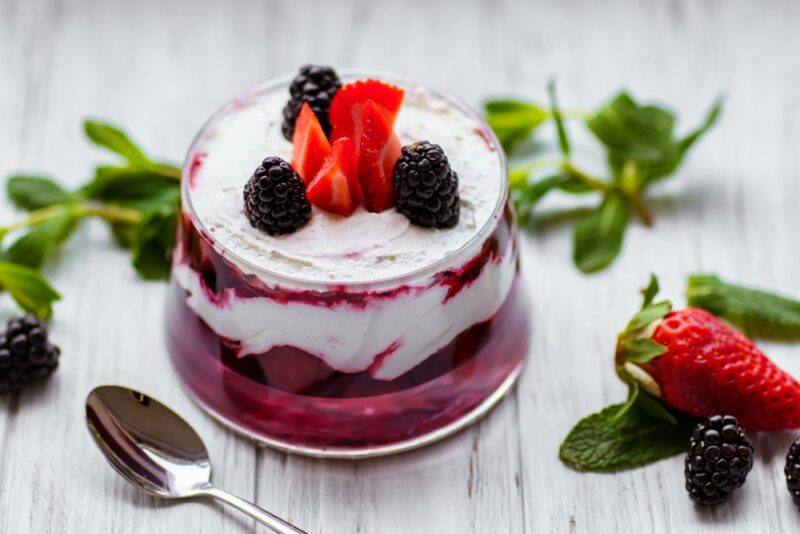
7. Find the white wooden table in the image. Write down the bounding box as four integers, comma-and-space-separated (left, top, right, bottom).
2, 0, 800, 532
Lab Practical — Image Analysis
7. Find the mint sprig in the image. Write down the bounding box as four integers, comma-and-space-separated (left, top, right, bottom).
0, 119, 181, 317
687, 274, 800, 339
484, 87, 722, 273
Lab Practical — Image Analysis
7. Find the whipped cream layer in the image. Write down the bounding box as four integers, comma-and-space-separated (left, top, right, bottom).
187, 79, 504, 283
173, 238, 516, 380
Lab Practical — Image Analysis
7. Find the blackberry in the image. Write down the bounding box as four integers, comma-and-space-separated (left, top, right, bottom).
243, 156, 311, 236
392, 141, 460, 228
684, 415, 754, 505
281, 65, 341, 141
784, 437, 800, 507
0, 315, 60, 393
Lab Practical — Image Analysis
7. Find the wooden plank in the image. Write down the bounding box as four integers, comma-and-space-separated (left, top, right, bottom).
0, 0, 799, 532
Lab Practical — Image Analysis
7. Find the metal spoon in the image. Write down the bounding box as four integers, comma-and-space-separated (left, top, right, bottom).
85, 385, 307, 534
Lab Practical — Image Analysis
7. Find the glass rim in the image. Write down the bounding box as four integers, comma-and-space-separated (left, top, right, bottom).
180, 69, 509, 291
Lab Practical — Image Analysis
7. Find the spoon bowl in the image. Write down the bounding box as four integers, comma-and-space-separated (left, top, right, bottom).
86, 385, 307, 533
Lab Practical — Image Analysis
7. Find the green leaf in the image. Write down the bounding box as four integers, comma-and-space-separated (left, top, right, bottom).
131, 206, 178, 280
6, 175, 73, 211
556, 179, 594, 194
84, 120, 150, 165
626, 301, 672, 332
687, 274, 800, 339
547, 79, 571, 157
510, 172, 595, 224
484, 99, 548, 152
620, 338, 667, 364
109, 222, 136, 248
677, 97, 724, 156
1, 210, 78, 268
640, 274, 659, 307
587, 93, 721, 184
559, 403, 693, 472
573, 192, 630, 273
81, 166, 180, 210
0, 261, 60, 318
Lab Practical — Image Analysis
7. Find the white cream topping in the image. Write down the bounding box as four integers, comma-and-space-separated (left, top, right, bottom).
187, 82, 503, 283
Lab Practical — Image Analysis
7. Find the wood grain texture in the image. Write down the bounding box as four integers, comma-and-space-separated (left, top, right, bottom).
1, 0, 799, 532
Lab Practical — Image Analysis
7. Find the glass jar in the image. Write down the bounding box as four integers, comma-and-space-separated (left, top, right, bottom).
165, 74, 530, 458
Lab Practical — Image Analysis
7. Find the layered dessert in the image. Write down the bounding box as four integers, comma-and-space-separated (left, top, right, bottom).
166, 66, 530, 456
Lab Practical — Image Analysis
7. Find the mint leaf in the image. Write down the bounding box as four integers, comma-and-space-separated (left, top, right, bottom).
131, 207, 178, 280
82, 166, 180, 211
109, 222, 136, 248
587, 93, 721, 184
676, 97, 724, 157
1, 210, 78, 268
484, 99, 548, 152
547, 79, 570, 157
587, 93, 675, 181
6, 175, 73, 211
620, 338, 667, 363
0, 261, 60, 318
573, 192, 629, 273
84, 120, 150, 165
559, 403, 692, 471
687, 274, 800, 339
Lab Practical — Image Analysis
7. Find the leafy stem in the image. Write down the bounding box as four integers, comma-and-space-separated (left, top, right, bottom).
0, 202, 143, 236
0, 204, 71, 235
623, 191, 653, 227
559, 161, 609, 194
73, 202, 143, 225
485, 87, 722, 273
0, 119, 181, 317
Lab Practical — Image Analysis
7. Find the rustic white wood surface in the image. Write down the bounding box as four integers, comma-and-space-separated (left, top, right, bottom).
1, 0, 799, 532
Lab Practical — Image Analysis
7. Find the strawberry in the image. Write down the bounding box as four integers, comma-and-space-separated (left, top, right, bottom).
616, 276, 800, 431
291, 102, 331, 183
329, 79, 404, 143
306, 137, 361, 216
356, 100, 402, 212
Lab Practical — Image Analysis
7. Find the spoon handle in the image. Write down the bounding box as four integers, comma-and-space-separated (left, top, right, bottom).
202, 486, 308, 534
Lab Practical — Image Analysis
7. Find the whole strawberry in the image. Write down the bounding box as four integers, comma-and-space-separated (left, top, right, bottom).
616, 276, 800, 432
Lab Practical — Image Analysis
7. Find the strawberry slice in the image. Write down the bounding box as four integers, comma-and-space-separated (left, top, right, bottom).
307, 137, 362, 216
358, 100, 402, 212
329, 80, 404, 143
291, 102, 331, 183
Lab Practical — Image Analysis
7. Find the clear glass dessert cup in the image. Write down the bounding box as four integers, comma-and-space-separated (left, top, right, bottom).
165, 73, 531, 458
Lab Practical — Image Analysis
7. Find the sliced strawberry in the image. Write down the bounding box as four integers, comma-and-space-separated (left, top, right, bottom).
291, 102, 331, 183
329, 79, 404, 143
358, 100, 402, 212
307, 137, 361, 215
